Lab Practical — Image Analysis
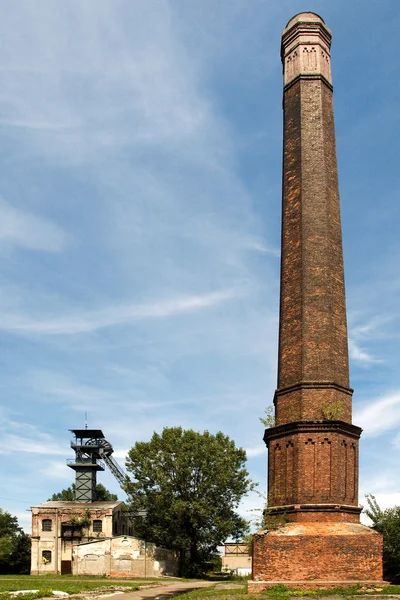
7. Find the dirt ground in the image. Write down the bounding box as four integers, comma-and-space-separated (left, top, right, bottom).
74, 581, 215, 600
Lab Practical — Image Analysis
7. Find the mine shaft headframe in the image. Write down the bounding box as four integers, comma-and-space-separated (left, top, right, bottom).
68, 429, 112, 502
67, 428, 130, 501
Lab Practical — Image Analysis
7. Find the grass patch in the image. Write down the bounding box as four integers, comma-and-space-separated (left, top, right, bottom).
0, 580, 138, 593
191, 590, 245, 597
260, 585, 363, 598
175, 586, 246, 599
176, 586, 247, 600
0, 591, 56, 600
258, 584, 399, 598
0, 574, 176, 598
176, 582, 400, 600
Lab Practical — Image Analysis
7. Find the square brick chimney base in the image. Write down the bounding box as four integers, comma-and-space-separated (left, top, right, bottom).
248, 522, 385, 593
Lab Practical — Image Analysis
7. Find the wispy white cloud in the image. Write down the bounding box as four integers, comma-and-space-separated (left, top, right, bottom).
354, 391, 400, 437
11, 511, 32, 534
0, 433, 64, 456
0, 289, 240, 335
348, 338, 377, 364
0, 2, 223, 167
39, 460, 72, 481
112, 449, 129, 461
244, 241, 280, 257
0, 417, 66, 459
29, 370, 118, 407
245, 446, 265, 458
30, 370, 210, 417
237, 489, 266, 530
350, 315, 391, 338
359, 471, 400, 499
347, 314, 390, 364
390, 431, 400, 449
0, 197, 67, 252
367, 492, 400, 510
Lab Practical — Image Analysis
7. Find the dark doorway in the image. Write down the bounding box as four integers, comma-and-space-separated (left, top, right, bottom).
61, 560, 72, 575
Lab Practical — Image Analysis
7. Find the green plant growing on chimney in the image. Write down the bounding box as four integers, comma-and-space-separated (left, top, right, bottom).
260, 405, 275, 428
321, 399, 343, 421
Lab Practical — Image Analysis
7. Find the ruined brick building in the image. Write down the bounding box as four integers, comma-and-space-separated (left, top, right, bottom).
31, 429, 178, 577
249, 13, 384, 591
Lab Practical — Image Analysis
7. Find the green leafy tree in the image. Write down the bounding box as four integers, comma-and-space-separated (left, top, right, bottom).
93, 484, 118, 501
365, 494, 400, 582
49, 483, 118, 502
0, 509, 31, 574
125, 427, 254, 576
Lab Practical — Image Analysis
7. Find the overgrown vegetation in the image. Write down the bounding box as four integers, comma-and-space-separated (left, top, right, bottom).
175, 582, 396, 600
259, 406, 275, 428
0, 510, 30, 574
260, 400, 347, 426
321, 400, 343, 421
365, 494, 400, 582
261, 510, 287, 531
68, 509, 91, 527
0, 575, 181, 599
0, 580, 139, 600
125, 427, 254, 577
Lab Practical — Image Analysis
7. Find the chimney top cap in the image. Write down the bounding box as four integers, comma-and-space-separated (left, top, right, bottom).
285, 12, 325, 29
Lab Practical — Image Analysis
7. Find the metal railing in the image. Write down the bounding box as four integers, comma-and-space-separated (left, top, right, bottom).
66, 458, 105, 469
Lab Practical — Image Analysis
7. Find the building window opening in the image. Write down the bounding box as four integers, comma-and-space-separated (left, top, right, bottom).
42, 550, 52, 564
42, 519, 52, 531
93, 520, 102, 532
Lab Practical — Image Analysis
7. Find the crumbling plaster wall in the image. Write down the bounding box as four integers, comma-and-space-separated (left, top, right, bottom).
73, 536, 179, 577
222, 554, 252, 573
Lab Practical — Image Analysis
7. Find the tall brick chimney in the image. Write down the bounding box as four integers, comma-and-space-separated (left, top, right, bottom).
249, 13, 384, 591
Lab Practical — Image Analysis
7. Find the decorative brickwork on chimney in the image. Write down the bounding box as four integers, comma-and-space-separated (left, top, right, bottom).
249, 13, 384, 592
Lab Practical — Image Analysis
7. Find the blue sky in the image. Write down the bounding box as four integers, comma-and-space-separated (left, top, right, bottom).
0, 0, 400, 532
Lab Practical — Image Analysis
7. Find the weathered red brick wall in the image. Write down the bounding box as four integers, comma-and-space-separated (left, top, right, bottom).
275, 386, 352, 426
251, 524, 383, 585
277, 77, 352, 427
265, 423, 361, 510
282, 510, 360, 524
